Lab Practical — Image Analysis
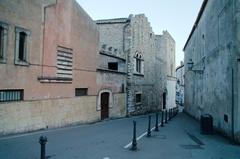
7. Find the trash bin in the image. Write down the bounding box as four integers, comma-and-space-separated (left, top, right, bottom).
200, 114, 213, 134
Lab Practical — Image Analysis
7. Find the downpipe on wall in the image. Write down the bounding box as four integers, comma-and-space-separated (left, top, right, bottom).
231, 68, 235, 143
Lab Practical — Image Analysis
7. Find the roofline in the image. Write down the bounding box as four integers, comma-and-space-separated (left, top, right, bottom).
183, 0, 208, 51
95, 18, 130, 24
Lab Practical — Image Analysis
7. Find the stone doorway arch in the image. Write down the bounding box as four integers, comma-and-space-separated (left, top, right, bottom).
97, 89, 113, 120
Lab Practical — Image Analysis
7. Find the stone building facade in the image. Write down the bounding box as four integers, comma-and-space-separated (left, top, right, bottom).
0, 0, 101, 135
176, 61, 184, 106
184, 0, 240, 143
156, 31, 176, 109
96, 14, 176, 115
96, 44, 126, 120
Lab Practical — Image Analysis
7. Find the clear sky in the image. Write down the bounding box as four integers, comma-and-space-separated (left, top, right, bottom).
76, 0, 203, 67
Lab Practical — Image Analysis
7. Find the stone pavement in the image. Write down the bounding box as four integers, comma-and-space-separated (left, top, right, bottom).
0, 112, 239, 159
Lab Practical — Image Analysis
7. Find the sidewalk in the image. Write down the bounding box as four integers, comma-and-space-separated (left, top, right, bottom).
0, 112, 239, 159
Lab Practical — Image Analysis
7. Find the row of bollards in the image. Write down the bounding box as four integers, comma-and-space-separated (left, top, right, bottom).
37, 107, 179, 156
131, 107, 179, 151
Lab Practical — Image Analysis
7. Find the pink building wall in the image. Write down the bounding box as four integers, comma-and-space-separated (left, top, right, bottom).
0, 0, 99, 100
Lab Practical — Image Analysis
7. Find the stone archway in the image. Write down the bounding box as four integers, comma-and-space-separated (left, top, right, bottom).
97, 89, 113, 120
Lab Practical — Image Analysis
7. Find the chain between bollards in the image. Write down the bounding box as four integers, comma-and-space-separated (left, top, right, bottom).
131, 120, 137, 151
39, 136, 47, 159
147, 115, 151, 137
154, 113, 159, 131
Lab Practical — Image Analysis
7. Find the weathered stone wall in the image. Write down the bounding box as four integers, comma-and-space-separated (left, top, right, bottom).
184, 0, 240, 142
233, 0, 240, 142
176, 63, 184, 106
96, 14, 176, 115
158, 31, 176, 77
155, 32, 176, 110
0, 96, 99, 135
127, 14, 159, 113
109, 93, 126, 118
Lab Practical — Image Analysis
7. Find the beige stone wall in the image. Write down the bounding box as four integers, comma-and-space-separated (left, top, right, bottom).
0, 96, 100, 135
109, 93, 126, 118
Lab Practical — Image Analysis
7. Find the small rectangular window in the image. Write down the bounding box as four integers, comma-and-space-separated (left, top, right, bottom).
136, 93, 142, 104
108, 62, 118, 71
75, 88, 88, 96
0, 89, 24, 103
15, 27, 30, 65
0, 22, 8, 63
0, 26, 3, 59
19, 32, 27, 61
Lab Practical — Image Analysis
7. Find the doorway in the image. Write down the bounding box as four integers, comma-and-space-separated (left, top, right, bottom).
101, 92, 109, 120
163, 92, 166, 109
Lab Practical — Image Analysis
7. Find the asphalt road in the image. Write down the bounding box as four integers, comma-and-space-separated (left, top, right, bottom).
0, 111, 240, 159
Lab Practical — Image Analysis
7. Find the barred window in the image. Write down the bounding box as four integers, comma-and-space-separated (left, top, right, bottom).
0, 90, 24, 103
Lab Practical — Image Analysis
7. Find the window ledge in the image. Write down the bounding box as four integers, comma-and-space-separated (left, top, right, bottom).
38, 76, 72, 84
135, 102, 142, 106
14, 60, 29, 66
0, 59, 6, 64
97, 68, 127, 75
133, 73, 144, 77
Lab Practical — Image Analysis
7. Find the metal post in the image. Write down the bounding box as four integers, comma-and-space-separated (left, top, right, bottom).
168, 109, 171, 121
147, 115, 151, 137
154, 113, 159, 131
165, 110, 168, 123
131, 121, 137, 151
39, 136, 47, 159
161, 110, 164, 127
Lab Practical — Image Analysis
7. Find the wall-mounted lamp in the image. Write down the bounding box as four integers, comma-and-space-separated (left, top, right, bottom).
187, 58, 204, 74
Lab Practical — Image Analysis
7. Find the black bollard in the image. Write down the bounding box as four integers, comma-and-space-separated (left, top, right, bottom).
165, 110, 168, 124
170, 108, 173, 119
168, 109, 171, 121
154, 113, 159, 131
39, 136, 47, 159
161, 110, 164, 127
147, 115, 151, 137
131, 121, 137, 151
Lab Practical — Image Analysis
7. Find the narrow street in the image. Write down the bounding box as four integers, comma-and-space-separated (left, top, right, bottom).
0, 111, 239, 159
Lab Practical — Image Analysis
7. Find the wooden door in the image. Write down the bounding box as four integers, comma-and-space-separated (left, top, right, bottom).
101, 92, 109, 120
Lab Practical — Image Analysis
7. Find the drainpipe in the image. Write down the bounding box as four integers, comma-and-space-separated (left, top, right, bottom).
41, 0, 57, 76
123, 18, 131, 117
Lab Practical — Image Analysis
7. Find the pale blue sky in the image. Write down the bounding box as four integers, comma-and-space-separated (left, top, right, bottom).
76, 0, 203, 67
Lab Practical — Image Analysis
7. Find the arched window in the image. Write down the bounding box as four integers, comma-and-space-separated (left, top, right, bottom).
134, 51, 144, 74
